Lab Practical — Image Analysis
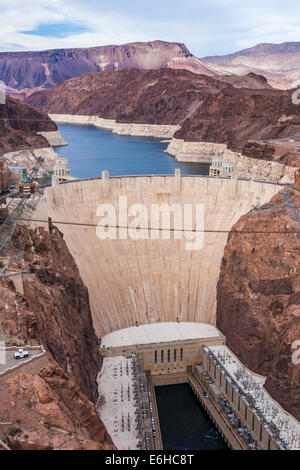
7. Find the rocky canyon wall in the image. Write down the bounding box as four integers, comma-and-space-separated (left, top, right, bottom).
0, 353, 114, 450
3, 223, 100, 402
216, 189, 300, 420
0, 223, 115, 449
0, 96, 56, 153
26, 68, 228, 125
166, 139, 296, 183
2, 147, 58, 176
0, 96, 65, 174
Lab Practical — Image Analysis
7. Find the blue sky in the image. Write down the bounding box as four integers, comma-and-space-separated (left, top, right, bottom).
1, 0, 300, 56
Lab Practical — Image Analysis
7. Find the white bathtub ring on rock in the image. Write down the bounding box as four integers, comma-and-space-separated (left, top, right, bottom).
292, 88, 300, 105
0, 80, 6, 105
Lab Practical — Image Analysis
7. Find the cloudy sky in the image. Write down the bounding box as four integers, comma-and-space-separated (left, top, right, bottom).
0, 0, 300, 56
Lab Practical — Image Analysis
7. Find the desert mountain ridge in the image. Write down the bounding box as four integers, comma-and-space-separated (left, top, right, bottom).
2, 39, 300, 94
202, 41, 300, 89
0, 40, 219, 96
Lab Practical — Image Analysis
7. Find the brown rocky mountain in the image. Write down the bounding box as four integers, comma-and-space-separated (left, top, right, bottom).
0, 354, 114, 450
174, 87, 300, 152
0, 41, 219, 95
3, 223, 100, 402
26, 68, 231, 124
202, 42, 300, 89
26, 67, 300, 156
0, 223, 114, 450
0, 96, 56, 154
217, 189, 300, 420
217, 72, 272, 90
3, 39, 300, 95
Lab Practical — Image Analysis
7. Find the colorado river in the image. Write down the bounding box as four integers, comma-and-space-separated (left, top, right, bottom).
56, 123, 209, 178
155, 384, 228, 450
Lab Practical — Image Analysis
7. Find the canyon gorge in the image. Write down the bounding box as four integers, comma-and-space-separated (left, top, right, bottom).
0, 223, 115, 450
1, 38, 300, 451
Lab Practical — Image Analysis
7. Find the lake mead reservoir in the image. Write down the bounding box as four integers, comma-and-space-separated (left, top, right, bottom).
56, 123, 209, 178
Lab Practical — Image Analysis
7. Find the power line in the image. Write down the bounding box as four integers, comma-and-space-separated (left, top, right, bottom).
0, 117, 54, 121
0, 115, 299, 123
62, 155, 210, 163
1, 214, 300, 234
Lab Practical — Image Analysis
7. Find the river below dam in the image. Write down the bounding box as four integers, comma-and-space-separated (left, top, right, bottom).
155, 384, 228, 450
56, 123, 209, 178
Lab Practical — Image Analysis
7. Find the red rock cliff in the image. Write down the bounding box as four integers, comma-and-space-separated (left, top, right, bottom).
217, 190, 300, 420
26, 68, 229, 125
174, 87, 300, 151
0, 96, 57, 154
3, 222, 100, 402
0, 223, 115, 449
0, 354, 114, 450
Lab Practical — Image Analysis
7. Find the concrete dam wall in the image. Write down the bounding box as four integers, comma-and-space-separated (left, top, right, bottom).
39, 175, 282, 338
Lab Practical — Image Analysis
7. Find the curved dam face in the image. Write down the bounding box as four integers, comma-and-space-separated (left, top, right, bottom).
39, 175, 282, 338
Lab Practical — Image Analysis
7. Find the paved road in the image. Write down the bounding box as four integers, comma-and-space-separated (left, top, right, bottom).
0, 348, 43, 374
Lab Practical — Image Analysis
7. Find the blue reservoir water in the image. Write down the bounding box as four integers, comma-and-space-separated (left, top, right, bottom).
56, 123, 209, 178
155, 384, 228, 450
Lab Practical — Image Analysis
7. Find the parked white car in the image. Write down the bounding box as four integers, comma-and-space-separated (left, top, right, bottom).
14, 348, 29, 359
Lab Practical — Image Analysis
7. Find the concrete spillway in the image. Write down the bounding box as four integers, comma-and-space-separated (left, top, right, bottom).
39, 175, 282, 338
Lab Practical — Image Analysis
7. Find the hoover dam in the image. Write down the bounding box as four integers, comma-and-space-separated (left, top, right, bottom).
31, 171, 300, 451
38, 172, 281, 338
1, 12, 300, 452
2, 162, 299, 450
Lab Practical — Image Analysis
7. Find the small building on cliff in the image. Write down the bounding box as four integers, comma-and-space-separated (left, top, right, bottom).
53, 157, 71, 181
209, 156, 235, 177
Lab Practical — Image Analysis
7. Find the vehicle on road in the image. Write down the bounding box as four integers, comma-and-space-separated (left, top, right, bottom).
14, 348, 29, 359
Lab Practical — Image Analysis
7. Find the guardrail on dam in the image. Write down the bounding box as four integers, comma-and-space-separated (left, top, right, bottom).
36, 172, 283, 338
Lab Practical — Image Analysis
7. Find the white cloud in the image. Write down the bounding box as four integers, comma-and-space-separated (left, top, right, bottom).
0, 0, 300, 55
0, 1, 174, 51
